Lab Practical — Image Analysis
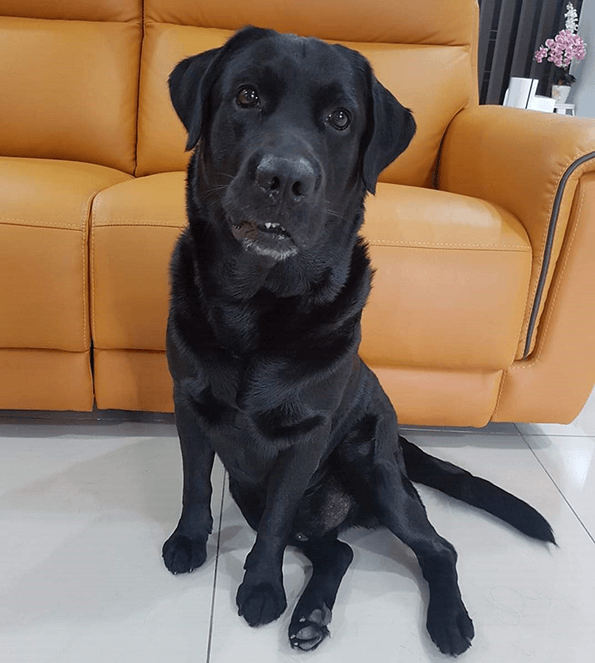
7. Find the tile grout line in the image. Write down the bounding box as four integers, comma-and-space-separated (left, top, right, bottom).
516, 426, 595, 546
206, 471, 227, 663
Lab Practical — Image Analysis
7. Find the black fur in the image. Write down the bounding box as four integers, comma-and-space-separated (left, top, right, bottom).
399, 437, 556, 545
162, 27, 553, 656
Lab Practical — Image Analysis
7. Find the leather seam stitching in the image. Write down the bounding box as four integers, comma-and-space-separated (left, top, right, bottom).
0, 347, 89, 354
493, 364, 507, 415
133, 0, 146, 177
141, 19, 474, 48
0, 218, 81, 230
94, 221, 183, 229
92, 347, 165, 354
367, 240, 530, 251
91, 204, 98, 355
81, 190, 99, 351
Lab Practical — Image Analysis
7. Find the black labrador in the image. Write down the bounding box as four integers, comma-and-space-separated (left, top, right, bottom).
163, 26, 554, 656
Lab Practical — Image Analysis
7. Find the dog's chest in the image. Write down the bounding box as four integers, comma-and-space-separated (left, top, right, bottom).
179, 278, 352, 442
184, 349, 266, 411
212, 298, 306, 355
186, 344, 326, 442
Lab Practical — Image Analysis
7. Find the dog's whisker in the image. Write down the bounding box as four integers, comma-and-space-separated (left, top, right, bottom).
200, 185, 228, 197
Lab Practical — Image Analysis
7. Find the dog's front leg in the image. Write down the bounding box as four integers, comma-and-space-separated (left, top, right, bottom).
236, 440, 325, 627
162, 389, 215, 575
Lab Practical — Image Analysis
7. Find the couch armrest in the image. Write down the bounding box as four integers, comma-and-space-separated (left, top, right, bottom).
438, 105, 595, 358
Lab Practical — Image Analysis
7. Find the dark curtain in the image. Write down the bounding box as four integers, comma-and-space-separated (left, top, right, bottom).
478, 0, 584, 104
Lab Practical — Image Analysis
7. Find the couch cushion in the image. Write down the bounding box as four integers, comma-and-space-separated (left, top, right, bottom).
91, 173, 186, 352
0, 0, 140, 22
92, 350, 502, 427
0, 16, 141, 173
361, 183, 532, 370
145, 0, 477, 46
0, 157, 132, 352
0, 349, 94, 411
91, 174, 531, 373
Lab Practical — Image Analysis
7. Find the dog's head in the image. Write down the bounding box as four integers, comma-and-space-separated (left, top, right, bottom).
169, 27, 415, 263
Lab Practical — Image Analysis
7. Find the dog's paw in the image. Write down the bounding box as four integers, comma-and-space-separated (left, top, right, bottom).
162, 532, 208, 575
426, 599, 474, 656
289, 601, 332, 651
236, 579, 287, 627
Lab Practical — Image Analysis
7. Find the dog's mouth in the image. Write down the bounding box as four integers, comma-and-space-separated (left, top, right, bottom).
231, 220, 291, 241
230, 219, 298, 260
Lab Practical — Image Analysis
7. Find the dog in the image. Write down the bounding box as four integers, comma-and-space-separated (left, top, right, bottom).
162, 26, 555, 656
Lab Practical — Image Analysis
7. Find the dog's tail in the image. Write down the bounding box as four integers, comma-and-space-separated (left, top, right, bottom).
399, 436, 556, 545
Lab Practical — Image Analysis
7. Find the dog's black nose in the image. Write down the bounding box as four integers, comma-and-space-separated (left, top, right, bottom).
255, 155, 317, 204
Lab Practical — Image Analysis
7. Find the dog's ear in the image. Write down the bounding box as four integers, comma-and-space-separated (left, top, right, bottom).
169, 26, 274, 151
168, 48, 221, 151
362, 76, 416, 194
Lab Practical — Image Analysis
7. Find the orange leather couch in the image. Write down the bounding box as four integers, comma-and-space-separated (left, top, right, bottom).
1, 0, 594, 426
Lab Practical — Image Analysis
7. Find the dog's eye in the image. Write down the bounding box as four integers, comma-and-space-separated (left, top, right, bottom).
236, 86, 260, 108
328, 109, 351, 131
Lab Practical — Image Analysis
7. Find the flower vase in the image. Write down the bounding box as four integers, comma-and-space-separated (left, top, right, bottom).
552, 85, 571, 104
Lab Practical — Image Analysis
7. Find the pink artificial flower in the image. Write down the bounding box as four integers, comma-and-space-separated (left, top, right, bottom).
534, 45, 549, 63
534, 26, 587, 70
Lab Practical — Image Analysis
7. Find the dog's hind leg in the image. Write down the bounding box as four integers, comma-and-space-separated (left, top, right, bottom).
368, 460, 474, 656
336, 409, 474, 656
289, 537, 354, 651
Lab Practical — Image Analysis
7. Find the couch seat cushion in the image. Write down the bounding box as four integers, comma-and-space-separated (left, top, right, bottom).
0, 157, 131, 351
91, 173, 186, 351
91, 174, 531, 372
361, 183, 532, 370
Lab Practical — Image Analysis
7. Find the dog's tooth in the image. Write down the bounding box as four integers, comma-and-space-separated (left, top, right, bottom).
265, 223, 272, 229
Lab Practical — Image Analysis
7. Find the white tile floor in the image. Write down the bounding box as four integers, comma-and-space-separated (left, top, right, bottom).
1, 392, 595, 663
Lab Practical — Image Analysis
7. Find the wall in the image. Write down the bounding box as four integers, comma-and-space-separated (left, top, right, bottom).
570, 2, 595, 117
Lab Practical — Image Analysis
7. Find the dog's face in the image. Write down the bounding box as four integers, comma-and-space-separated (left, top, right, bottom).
169, 27, 415, 263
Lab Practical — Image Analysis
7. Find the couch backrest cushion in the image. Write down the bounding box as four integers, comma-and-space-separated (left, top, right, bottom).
137, 0, 479, 186
0, 0, 141, 174
145, 0, 477, 46
0, 0, 140, 22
